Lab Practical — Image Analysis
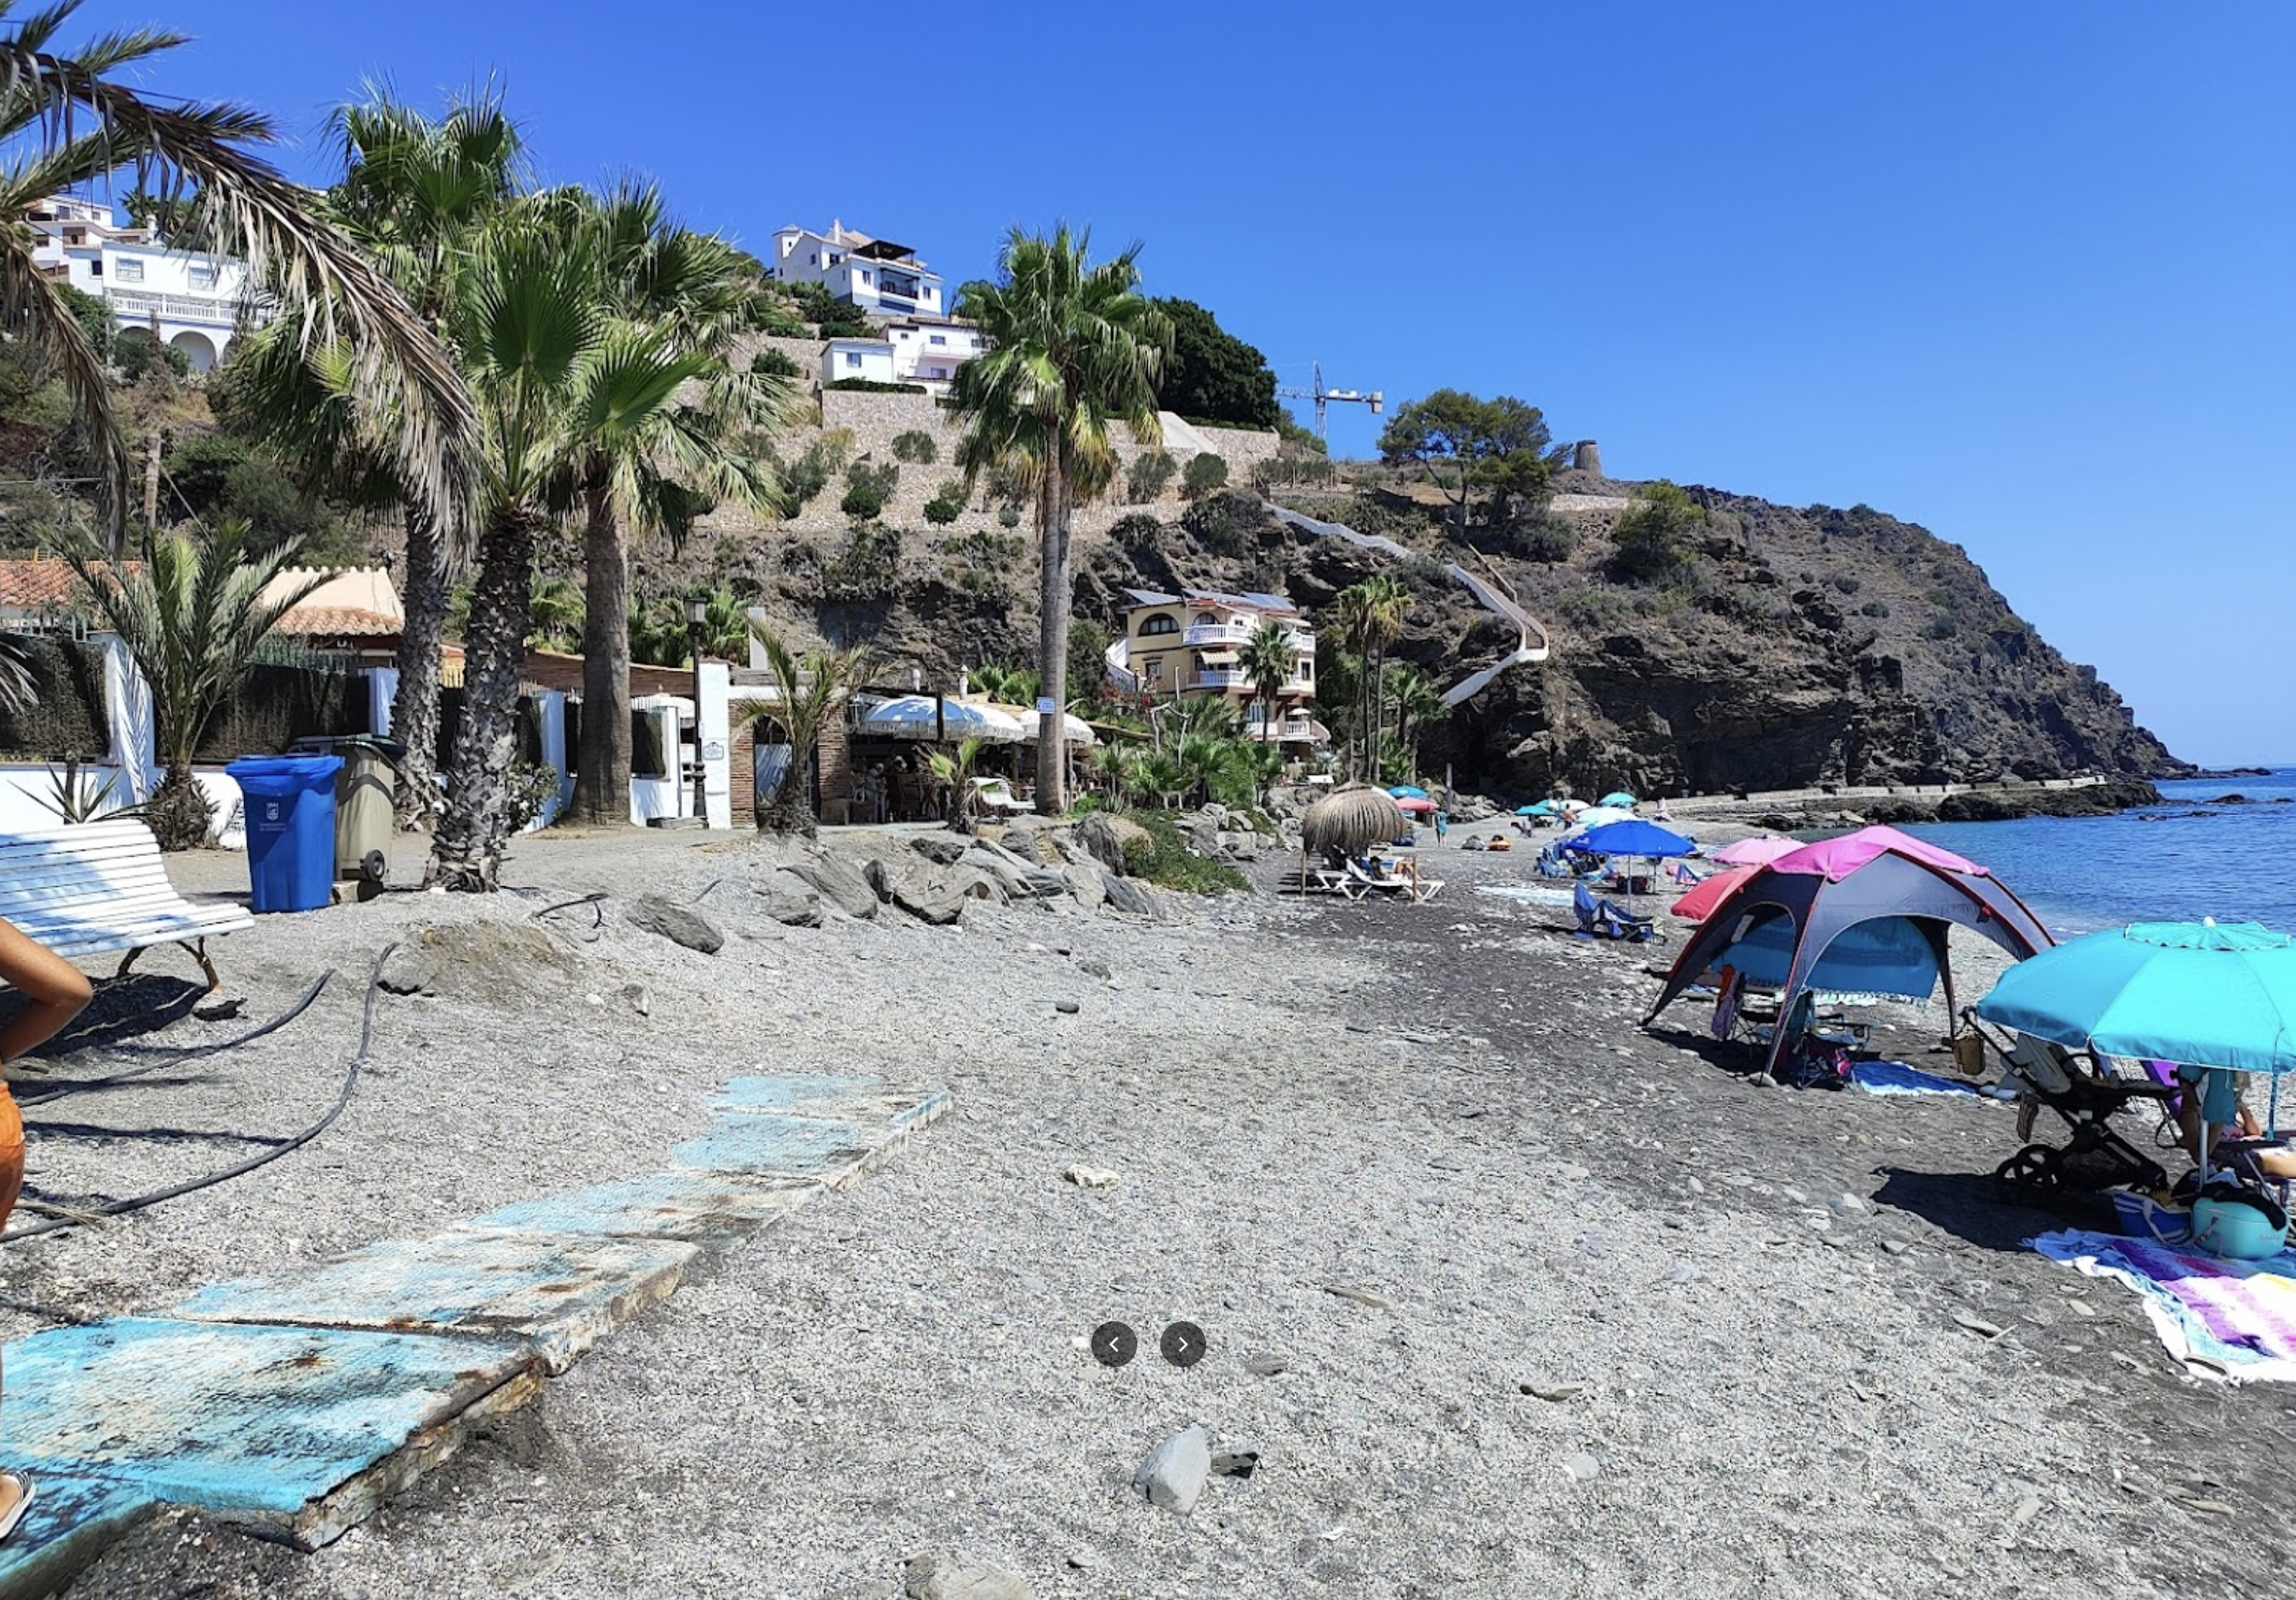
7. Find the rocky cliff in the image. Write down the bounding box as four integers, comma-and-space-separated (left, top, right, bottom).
666, 467, 2180, 801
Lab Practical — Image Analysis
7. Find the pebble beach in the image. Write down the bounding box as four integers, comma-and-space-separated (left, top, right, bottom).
10, 822, 2290, 1599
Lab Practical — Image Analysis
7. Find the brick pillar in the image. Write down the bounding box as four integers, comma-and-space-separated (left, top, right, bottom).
816, 704, 854, 824
729, 717, 757, 828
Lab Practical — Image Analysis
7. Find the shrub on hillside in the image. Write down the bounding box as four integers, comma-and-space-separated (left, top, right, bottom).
1118, 809, 1249, 896
923, 481, 964, 525
1180, 490, 1269, 557
1109, 512, 1165, 548
892, 429, 938, 465
1860, 599, 1891, 618
840, 482, 885, 520
825, 378, 926, 395
750, 348, 803, 379
1609, 481, 1704, 582
848, 460, 899, 499
1125, 449, 1176, 503
1181, 451, 1229, 500
997, 506, 1021, 529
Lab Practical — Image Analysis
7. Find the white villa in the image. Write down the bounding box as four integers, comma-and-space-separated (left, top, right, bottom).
765, 220, 946, 317
822, 317, 984, 397
28, 195, 254, 371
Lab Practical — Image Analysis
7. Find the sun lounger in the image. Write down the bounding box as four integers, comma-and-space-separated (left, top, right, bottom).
1572, 881, 1654, 941
1343, 860, 1443, 903
0, 819, 253, 991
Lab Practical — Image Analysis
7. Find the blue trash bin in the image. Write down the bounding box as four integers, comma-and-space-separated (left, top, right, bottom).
225, 755, 342, 913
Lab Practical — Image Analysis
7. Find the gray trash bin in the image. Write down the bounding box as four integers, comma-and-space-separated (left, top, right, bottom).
289, 735, 404, 885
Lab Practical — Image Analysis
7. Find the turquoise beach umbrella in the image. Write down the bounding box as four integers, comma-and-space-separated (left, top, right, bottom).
1521, 800, 1555, 816
1390, 784, 1429, 799
1599, 791, 1637, 809
1975, 921, 2296, 1075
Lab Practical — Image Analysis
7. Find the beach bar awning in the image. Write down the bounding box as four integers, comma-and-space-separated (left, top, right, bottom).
857, 695, 1025, 743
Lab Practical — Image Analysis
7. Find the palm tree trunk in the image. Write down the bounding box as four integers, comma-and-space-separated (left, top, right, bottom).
570, 482, 633, 827
391, 506, 447, 831
428, 507, 538, 891
1035, 454, 1070, 816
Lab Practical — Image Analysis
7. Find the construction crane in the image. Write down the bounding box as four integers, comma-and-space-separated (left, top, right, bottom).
1276, 361, 1383, 441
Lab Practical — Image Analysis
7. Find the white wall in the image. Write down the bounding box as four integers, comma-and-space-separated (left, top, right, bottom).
823, 341, 898, 386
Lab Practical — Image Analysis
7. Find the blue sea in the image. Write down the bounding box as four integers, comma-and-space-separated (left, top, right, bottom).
1905, 768, 2296, 936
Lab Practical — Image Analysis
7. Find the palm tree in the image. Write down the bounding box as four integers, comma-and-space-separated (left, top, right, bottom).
526, 572, 584, 652
0, 8, 475, 553
1335, 576, 1409, 779
971, 661, 1039, 704
1239, 618, 1295, 750
925, 735, 985, 831
949, 225, 1171, 818
67, 518, 324, 847
747, 621, 867, 836
1387, 664, 1450, 773
567, 185, 793, 827
239, 85, 523, 827
426, 203, 721, 890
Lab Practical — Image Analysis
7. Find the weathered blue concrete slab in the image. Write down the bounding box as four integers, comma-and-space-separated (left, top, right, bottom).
673, 1111, 887, 1186
0, 1317, 536, 1549
169, 1228, 699, 1375
465, 1168, 820, 1246
713, 1076, 953, 1137
0, 1469, 157, 1600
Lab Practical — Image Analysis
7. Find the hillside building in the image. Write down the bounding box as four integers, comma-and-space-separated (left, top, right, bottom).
1118, 587, 1320, 745
765, 220, 946, 318
27, 195, 256, 371
821, 316, 984, 397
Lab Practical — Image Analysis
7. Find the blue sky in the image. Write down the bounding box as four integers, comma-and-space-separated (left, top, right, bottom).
136, 0, 2295, 764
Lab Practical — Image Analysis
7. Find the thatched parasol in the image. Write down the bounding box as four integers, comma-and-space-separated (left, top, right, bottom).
1302, 783, 1410, 859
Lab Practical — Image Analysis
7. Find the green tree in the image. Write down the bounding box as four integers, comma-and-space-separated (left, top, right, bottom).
1386, 663, 1449, 773
748, 623, 867, 835
1152, 297, 1279, 428
67, 519, 324, 848
1610, 480, 1706, 582
1239, 617, 1296, 749
566, 185, 791, 827
950, 225, 1172, 817
1066, 616, 1112, 711
0, 9, 476, 557
1334, 576, 1408, 780
1181, 451, 1228, 500
926, 735, 986, 831
1377, 389, 1562, 539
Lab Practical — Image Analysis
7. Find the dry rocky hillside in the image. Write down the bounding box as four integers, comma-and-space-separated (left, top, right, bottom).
638, 399, 2176, 799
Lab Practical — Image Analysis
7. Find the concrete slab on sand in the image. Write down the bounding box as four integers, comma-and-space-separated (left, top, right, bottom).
0, 1470, 157, 1600
169, 1228, 699, 1375
0, 1318, 538, 1559
676, 1088, 953, 1188
465, 1169, 819, 1245
711, 1074, 946, 1127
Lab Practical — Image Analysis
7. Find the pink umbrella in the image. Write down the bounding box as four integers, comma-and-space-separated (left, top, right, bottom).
1712, 834, 1802, 868
1394, 795, 1437, 814
1769, 824, 1987, 882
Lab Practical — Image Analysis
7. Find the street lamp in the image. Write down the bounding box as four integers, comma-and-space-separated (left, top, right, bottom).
686, 595, 709, 827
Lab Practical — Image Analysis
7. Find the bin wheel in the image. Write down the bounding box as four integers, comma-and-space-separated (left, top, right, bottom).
360, 848, 388, 886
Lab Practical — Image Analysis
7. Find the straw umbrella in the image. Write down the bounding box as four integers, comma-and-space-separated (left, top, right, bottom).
1301, 782, 1411, 885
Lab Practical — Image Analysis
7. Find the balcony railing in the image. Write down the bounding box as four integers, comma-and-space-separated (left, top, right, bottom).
1183, 621, 1251, 647
1188, 669, 1251, 691
104, 287, 246, 327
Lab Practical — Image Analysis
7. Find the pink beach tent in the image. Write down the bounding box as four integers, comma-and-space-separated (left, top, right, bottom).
1767, 824, 1989, 882
1669, 865, 1753, 921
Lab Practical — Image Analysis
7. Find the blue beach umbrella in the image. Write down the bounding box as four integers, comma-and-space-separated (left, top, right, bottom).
1572, 819, 1696, 859
1520, 800, 1556, 816
1976, 921, 2296, 1076
1390, 784, 1429, 799
1599, 791, 1638, 809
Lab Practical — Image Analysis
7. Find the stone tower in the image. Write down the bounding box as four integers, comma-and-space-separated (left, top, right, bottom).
1572, 439, 1603, 478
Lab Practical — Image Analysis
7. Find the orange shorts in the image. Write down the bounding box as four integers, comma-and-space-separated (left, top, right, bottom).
0, 1090, 22, 1234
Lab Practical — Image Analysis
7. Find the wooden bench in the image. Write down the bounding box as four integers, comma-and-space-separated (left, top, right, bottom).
0, 819, 254, 991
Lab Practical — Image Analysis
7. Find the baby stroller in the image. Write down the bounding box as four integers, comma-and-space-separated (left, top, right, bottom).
1961, 1013, 2178, 1201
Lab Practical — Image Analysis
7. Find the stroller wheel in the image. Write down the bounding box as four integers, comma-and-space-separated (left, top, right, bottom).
1995, 1145, 2062, 1204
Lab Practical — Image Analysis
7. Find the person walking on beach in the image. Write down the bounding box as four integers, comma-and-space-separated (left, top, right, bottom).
1433, 810, 1449, 845
0, 916, 93, 1542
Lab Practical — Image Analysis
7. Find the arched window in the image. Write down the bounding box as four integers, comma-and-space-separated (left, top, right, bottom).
1193, 612, 1218, 628
1140, 613, 1179, 637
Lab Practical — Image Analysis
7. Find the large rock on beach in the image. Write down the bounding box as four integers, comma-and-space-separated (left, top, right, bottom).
625, 895, 725, 955
902, 1553, 1033, 1600
1075, 812, 1149, 876
755, 871, 826, 928
1101, 871, 1162, 919
908, 833, 969, 866
1064, 866, 1108, 911
865, 858, 969, 925
785, 847, 879, 920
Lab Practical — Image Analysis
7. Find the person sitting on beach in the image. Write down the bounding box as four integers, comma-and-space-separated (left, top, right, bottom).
0, 913, 95, 1542
2174, 1067, 2296, 1181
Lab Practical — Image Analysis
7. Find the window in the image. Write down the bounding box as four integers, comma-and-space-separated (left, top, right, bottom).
113, 259, 142, 283
1143, 659, 1163, 683
1139, 613, 1179, 638
1193, 612, 1218, 628
808, 253, 816, 266
844, 352, 863, 368
187, 265, 215, 290
88, 259, 101, 276
928, 334, 946, 346
863, 270, 873, 286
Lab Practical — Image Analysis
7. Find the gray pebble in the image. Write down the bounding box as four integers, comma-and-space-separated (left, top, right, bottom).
1135, 1423, 1211, 1514
1563, 1451, 1602, 1483
1053, 999, 1081, 1015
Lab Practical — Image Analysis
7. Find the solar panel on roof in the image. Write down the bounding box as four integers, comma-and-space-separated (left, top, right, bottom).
1241, 592, 1294, 610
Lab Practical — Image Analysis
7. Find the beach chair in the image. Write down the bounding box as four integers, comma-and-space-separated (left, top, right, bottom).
1343, 859, 1411, 901
1972, 1020, 2177, 1198
1573, 881, 1654, 941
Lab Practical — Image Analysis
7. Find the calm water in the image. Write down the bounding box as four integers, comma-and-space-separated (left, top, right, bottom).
1906, 768, 2296, 936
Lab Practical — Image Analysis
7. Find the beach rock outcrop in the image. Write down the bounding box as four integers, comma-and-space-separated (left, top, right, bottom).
1075, 812, 1150, 876
754, 871, 826, 928
902, 1553, 1033, 1600
785, 847, 879, 920
864, 858, 969, 925
625, 895, 725, 955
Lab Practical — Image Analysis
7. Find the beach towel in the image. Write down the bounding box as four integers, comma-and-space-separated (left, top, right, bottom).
1851, 1060, 1985, 1097
2033, 1228, 2296, 1382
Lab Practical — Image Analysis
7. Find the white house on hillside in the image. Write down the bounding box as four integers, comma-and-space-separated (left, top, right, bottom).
766, 220, 946, 317
821, 316, 984, 398
28, 195, 256, 371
